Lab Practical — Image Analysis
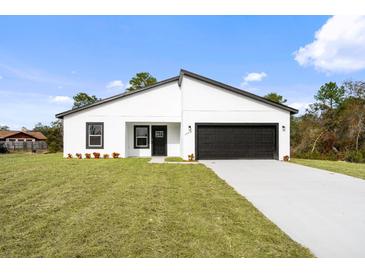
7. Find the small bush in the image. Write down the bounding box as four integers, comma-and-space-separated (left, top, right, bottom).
93, 152, 100, 159
293, 151, 320, 160
0, 144, 9, 154
48, 142, 60, 153
344, 150, 363, 163
76, 153, 82, 159
67, 153, 73, 159
293, 151, 339, 161
103, 154, 110, 159
188, 153, 195, 161
320, 151, 339, 161
112, 152, 120, 158
85, 153, 91, 159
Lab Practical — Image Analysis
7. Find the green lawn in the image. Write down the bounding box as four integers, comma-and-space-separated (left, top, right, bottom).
0, 153, 312, 257
291, 158, 365, 180
164, 157, 185, 162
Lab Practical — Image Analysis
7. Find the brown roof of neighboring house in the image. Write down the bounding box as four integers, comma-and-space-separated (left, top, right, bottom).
27, 131, 47, 140
0, 130, 19, 139
0, 130, 47, 140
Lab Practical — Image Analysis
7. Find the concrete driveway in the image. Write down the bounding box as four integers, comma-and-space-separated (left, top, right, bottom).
201, 160, 365, 257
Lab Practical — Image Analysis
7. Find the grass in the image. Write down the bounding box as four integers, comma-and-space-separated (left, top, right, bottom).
291, 158, 365, 180
164, 157, 185, 162
0, 153, 312, 258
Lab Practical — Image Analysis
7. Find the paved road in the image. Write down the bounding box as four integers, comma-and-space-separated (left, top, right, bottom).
201, 160, 365, 257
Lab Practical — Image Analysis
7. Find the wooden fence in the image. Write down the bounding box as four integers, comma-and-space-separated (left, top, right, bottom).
0, 141, 48, 152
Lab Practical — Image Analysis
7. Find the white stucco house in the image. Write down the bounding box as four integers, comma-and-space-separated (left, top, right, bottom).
56, 69, 297, 160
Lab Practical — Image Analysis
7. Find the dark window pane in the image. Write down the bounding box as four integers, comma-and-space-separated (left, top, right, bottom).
136, 137, 147, 146
155, 131, 164, 138
136, 127, 148, 137
90, 136, 102, 146
89, 125, 102, 135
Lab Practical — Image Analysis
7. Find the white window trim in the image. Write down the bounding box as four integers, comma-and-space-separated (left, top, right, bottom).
134, 125, 150, 149
88, 134, 103, 147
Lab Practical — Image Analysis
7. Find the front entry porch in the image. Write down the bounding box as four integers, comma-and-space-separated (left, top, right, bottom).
125, 122, 181, 158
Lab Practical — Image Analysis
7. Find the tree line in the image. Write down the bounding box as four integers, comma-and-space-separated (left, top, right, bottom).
291, 80, 365, 162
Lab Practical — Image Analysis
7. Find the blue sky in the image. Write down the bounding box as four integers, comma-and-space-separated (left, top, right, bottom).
1, 16, 365, 129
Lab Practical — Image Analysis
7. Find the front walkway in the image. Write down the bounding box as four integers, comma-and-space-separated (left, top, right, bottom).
201, 159, 365, 257
149, 156, 165, 163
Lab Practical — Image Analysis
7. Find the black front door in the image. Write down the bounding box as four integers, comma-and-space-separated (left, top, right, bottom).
152, 126, 167, 156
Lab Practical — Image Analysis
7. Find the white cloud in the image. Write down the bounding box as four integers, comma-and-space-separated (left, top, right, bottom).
241, 72, 267, 87
289, 102, 311, 115
106, 80, 124, 91
294, 15, 365, 74
49, 95, 73, 104
244, 72, 267, 82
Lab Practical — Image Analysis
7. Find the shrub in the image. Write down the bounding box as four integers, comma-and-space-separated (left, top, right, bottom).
112, 152, 120, 158
188, 153, 195, 161
0, 144, 9, 154
344, 150, 363, 163
293, 151, 339, 161
85, 153, 91, 159
76, 153, 82, 159
103, 154, 110, 159
93, 152, 100, 159
325, 151, 340, 161
67, 153, 73, 159
48, 141, 60, 153
292, 151, 317, 160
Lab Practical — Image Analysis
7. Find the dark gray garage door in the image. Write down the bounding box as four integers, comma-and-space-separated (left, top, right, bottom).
196, 124, 277, 160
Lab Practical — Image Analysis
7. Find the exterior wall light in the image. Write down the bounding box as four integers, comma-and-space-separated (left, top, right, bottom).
282, 125, 286, 132
188, 125, 192, 133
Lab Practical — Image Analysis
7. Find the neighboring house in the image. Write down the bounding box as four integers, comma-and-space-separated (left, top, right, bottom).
0, 130, 47, 151
56, 69, 297, 160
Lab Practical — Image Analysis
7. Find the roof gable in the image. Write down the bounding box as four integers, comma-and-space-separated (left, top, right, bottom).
55, 69, 298, 118
0, 130, 18, 139
178, 69, 298, 114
